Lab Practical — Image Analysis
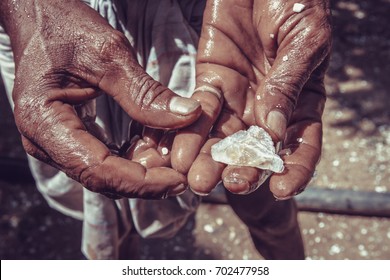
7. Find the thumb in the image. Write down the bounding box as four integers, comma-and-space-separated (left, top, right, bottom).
89, 31, 202, 129
255, 25, 331, 142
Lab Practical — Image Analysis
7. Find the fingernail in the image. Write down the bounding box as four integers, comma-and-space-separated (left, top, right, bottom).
167, 183, 187, 197
273, 194, 293, 201
223, 176, 251, 194
266, 110, 287, 141
190, 187, 210, 197
169, 96, 200, 115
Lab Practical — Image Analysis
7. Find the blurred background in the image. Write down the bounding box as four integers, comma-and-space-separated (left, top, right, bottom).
0, 0, 389, 260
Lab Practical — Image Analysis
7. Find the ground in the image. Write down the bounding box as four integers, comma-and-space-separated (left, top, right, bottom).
0, 0, 389, 260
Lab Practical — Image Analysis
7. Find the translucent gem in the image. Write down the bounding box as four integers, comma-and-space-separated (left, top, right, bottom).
211, 126, 284, 173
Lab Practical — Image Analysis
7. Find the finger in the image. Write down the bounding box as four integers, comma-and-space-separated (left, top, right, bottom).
172, 56, 257, 173
171, 84, 223, 173
187, 108, 250, 195
124, 127, 163, 159
131, 131, 175, 169
269, 89, 325, 199
255, 9, 331, 142
188, 138, 225, 196
222, 165, 262, 195
78, 29, 201, 129
16, 102, 187, 199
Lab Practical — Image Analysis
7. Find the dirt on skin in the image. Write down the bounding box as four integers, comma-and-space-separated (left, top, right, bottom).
0, 0, 389, 260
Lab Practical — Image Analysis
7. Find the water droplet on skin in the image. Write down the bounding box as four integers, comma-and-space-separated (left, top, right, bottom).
335, 231, 344, 239
229, 231, 236, 241
203, 224, 214, 233
161, 147, 169, 156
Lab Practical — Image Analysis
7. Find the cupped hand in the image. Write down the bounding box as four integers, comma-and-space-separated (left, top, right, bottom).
2, 0, 202, 199
171, 0, 331, 199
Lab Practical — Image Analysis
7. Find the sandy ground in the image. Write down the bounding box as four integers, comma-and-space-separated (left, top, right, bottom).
0, 0, 389, 260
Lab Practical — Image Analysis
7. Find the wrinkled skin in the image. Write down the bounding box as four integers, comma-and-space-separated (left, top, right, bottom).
171, 0, 331, 199
0, 0, 202, 199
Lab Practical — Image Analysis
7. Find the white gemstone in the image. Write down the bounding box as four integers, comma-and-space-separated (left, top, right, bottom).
211, 126, 284, 173
293, 3, 306, 13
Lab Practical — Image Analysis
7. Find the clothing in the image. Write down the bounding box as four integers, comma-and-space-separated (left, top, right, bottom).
0, 0, 303, 259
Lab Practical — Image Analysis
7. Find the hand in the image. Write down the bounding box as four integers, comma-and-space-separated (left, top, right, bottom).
171, 0, 331, 199
0, 0, 201, 199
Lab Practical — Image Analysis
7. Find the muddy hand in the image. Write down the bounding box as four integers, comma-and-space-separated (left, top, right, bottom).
172, 0, 331, 198
0, 0, 201, 199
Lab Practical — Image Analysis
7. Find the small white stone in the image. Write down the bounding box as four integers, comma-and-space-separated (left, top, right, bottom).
161, 147, 169, 155
293, 3, 306, 13
282, 55, 289, 61
211, 126, 284, 173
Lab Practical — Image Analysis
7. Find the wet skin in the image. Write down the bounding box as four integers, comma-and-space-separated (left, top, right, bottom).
0, 0, 331, 200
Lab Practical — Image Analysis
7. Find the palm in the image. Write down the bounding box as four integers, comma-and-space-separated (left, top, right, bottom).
173, 0, 331, 198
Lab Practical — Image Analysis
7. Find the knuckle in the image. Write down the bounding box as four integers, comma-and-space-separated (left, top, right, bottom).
265, 76, 301, 106
79, 163, 103, 193
98, 30, 129, 59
